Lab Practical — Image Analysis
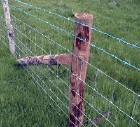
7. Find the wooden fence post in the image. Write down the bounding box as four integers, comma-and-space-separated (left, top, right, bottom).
2, 0, 15, 55
69, 13, 93, 127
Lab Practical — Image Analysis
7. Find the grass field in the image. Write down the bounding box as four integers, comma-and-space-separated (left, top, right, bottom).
0, 0, 140, 127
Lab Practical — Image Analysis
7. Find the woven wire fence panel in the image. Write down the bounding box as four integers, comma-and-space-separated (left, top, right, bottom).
0, 1, 140, 127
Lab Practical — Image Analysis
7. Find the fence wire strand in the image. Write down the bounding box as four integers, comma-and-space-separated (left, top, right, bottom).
13, 0, 140, 50
0, 1, 140, 127
8, 4, 140, 72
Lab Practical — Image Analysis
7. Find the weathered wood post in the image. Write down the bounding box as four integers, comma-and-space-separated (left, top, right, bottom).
69, 13, 93, 127
2, 0, 15, 55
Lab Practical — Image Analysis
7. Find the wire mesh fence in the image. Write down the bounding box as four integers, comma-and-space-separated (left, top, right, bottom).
0, 0, 140, 127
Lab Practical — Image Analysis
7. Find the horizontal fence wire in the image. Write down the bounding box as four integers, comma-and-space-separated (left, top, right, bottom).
13, 0, 140, 50
9, 14, 140, 97
11, 13, 140, 98
1, 0, 140, 71
0, 1, 140, 127
7, 4, 140, 72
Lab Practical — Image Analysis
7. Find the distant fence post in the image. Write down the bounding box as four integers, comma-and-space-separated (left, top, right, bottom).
2, 0, 15, 55
69, 13, 93, 127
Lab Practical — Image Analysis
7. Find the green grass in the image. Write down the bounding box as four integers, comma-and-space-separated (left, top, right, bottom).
0, 0, 140, 127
